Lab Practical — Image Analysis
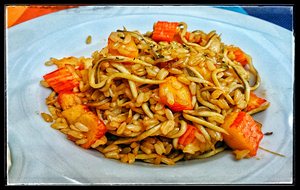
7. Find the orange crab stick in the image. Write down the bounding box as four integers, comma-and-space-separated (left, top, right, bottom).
152, 21, 179, 42
76, 111, 107, 149
107, 32, 139, 58
245, 92, 267, 112
228, 47, 249, 66
222, 111, 264, 156
159, 76, 193, 112
58, 91, 107, 149
62, 104, 107, 149
178, 124, 197, 146
43, 67, 79, 93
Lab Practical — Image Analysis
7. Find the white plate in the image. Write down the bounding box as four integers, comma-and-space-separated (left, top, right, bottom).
6, 6, 294, 184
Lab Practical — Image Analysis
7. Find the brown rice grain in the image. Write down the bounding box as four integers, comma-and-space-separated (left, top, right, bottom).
140, 145, 152, 154
165, 144, 173, 155
156, 68, 169, 80
132, 119, 142, 127
149, 97, 157, 105
135, 154, 157, 160
168, 151, 180, 159
145, 137, 156, 144
165, 108, 174, 120
160, 120, 175, 135
154, 141, 166, 155
206, 59, 217, 71
41, 112, 53, 122
102, 144, 120, 153
168, 68, 183, 75
192, 95, 197, 107
201, 91, 210, 101
74, 122, 89, 132
156, 110, 166, 116
109, 121, 121, 128
154, 156, 162, 165
214, 131, 223, 141
96, 103, 111, 110
44, 60, 54, 66
40, 80, 50, 88
131, 64, 142, 74
143, 91, 152, 102
165, 127, 179, 137
91, 136, 107, 148
117, 122, 127, 135
154, 103, 164, 111
125, 109, 133, 123
75, 138, 88, 145
130, 142, 138, 149
143, 119, 160, 129
161, 157, 175, 165
126, 124, 142, 133
60, 128, 70, 134
144, 56, 155, 64
120, 147, 132, 154
146, 67, 157, 78
120, 154, 129, 163
70, 124, 81, 132
142, 141, 154, 150
171, 154, 184, 162
136, 92, 145, 104
113, 114, 128, 123
48, 105, 58, 119
67, 130, 84, 139
53, 102, 61, 109
237, 100, 247, 109
150, 92, 160, 102
123, 129, 133, 136
142, 103, 154, 118
132, 145, 140, 155
46, 98, 56, 105
51, 122, 68, 130
104, 151, 120, 159
132, 113, 141, 121
189, 82, 197, 96
127, 153, 135, 164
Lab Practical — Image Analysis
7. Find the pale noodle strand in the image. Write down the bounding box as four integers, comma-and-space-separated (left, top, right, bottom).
111, 63, 138, 98
196, 86, 221, 113
182, 113, 228, 135
196, 146, 226, 159
179, 22, 218, 49
166, 120, 188, 138
98, 73, 165, 92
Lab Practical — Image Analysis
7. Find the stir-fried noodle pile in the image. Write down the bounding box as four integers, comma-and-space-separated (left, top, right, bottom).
41, 21, 270, 165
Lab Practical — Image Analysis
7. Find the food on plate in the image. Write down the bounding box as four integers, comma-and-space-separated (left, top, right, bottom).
40, 21, 270, 165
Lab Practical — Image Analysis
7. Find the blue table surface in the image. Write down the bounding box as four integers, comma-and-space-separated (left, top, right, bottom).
215, 6, 293, 31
